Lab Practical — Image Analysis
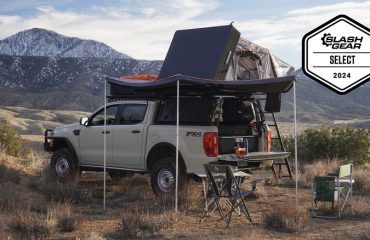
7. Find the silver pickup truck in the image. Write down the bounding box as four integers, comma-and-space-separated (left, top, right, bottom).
44, 96, 274, 196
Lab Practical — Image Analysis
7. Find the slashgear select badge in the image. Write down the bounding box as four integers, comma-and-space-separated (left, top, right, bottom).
302, 15, 370, 94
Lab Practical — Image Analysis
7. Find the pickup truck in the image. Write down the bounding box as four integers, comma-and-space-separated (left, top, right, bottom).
44, 96, 272, 196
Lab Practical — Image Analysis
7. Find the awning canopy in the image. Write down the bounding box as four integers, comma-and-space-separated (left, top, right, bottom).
106, 74, 295, 98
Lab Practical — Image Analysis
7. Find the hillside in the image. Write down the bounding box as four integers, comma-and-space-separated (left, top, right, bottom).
0, 55, 162, 110
0, 28, 131, 59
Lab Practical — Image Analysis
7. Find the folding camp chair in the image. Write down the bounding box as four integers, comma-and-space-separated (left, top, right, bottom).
200, 164, 257, 227
312, 164, 353, 218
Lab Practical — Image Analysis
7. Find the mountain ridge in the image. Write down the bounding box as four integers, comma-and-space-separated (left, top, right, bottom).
0, 28, 131, 59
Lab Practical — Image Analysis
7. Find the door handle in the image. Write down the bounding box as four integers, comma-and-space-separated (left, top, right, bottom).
102, 131, 110, 134
132, 130, 141, 134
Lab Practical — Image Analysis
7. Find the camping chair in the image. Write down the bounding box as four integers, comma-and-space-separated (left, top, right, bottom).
312, 164, 353, 218
200, 164, 257, 227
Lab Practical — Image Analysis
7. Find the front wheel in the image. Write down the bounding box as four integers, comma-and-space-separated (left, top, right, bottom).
51, 148, 78, 183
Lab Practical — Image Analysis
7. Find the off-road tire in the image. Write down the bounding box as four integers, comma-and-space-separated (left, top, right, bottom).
150, 157, 186, 197
51, 148, 78, 183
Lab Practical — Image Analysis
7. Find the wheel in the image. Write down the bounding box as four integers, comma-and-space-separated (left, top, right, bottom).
109, 171, 127, 181
51, 148, 78, 183
151, 158, 176, 196
150, 157, 186, 197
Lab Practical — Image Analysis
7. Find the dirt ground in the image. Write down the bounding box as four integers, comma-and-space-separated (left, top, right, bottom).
1, 168, 369, 240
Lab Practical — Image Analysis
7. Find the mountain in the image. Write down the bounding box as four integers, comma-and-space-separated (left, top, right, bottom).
278, 68, 370, 126
0, 55, 162, 110
0, 28, 131, 59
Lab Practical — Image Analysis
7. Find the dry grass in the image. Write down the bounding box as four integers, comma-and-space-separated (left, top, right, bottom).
301, 160, 341, 188
120, 206, 174, 238
80, 232, 108, 240
7, 210, 57, 240
47, 201, 79, 232
344, 197, 370, 219
262, 199, 308, 233
0, 160, 20, 184
0, 183, 20, 211
353, 165, 370, 194
110, 174, 152, 201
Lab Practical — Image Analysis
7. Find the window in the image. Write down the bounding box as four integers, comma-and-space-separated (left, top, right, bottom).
119, 104, 147, 125
91, 105, 119, 126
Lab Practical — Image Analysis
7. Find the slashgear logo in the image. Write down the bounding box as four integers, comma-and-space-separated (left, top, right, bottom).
321, 33, 363, 49
302, 15, 370, 94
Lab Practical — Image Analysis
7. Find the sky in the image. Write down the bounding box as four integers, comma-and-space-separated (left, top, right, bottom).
1, 0, 370, 67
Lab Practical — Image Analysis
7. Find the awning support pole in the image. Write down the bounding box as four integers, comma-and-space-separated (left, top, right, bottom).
175, 80, 179, 213
293, 80, 298, 209
103, 80, 107, 210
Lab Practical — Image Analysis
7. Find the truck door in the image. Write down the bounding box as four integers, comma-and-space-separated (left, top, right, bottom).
79, 105, 120, 166
109, 104, 147, 169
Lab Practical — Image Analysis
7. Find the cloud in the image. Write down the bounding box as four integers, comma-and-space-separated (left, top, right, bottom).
0, 0, 222, 60
0, 0, 370, 67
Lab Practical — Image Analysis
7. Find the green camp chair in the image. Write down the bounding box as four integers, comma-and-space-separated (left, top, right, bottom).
312, 164, 353, 218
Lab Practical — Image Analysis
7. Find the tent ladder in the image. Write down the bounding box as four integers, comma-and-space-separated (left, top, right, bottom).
267, 112, 293, 179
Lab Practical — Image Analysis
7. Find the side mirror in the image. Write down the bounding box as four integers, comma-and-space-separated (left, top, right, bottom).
80, 117, 89, 126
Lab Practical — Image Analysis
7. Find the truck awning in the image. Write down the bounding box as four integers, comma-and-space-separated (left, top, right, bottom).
106, 74, 294, 98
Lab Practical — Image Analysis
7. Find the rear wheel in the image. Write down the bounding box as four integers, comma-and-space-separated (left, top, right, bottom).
150, 157, 185, 197
51, 148, 78, 183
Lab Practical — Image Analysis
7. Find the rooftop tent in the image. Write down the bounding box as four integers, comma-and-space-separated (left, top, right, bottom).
158, 25, 240, 80
226, 38, 295, 81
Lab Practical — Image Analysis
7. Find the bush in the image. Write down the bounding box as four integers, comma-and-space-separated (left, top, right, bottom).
262, 200, 308, 233
0, 119, 20, 156
47, 202, 78, 232
282, 127, 369, 164
7, 210, 57, 239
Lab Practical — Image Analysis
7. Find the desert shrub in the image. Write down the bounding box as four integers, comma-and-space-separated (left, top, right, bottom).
262, 200, 308, 233
120, 207, 174, 238
283, 127, 369, 164
0, 119, 20, 156
7, 210, 57, 239
47, 201, 78, 232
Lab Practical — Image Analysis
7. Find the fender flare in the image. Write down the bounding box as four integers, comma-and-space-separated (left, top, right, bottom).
146, 142, 186, 172
50, 137, 79, 164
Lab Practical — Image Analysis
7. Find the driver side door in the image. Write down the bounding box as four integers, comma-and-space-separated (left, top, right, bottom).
79, 104, 121, 166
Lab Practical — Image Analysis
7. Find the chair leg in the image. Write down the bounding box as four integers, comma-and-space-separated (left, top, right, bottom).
239, 198, 252, 222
